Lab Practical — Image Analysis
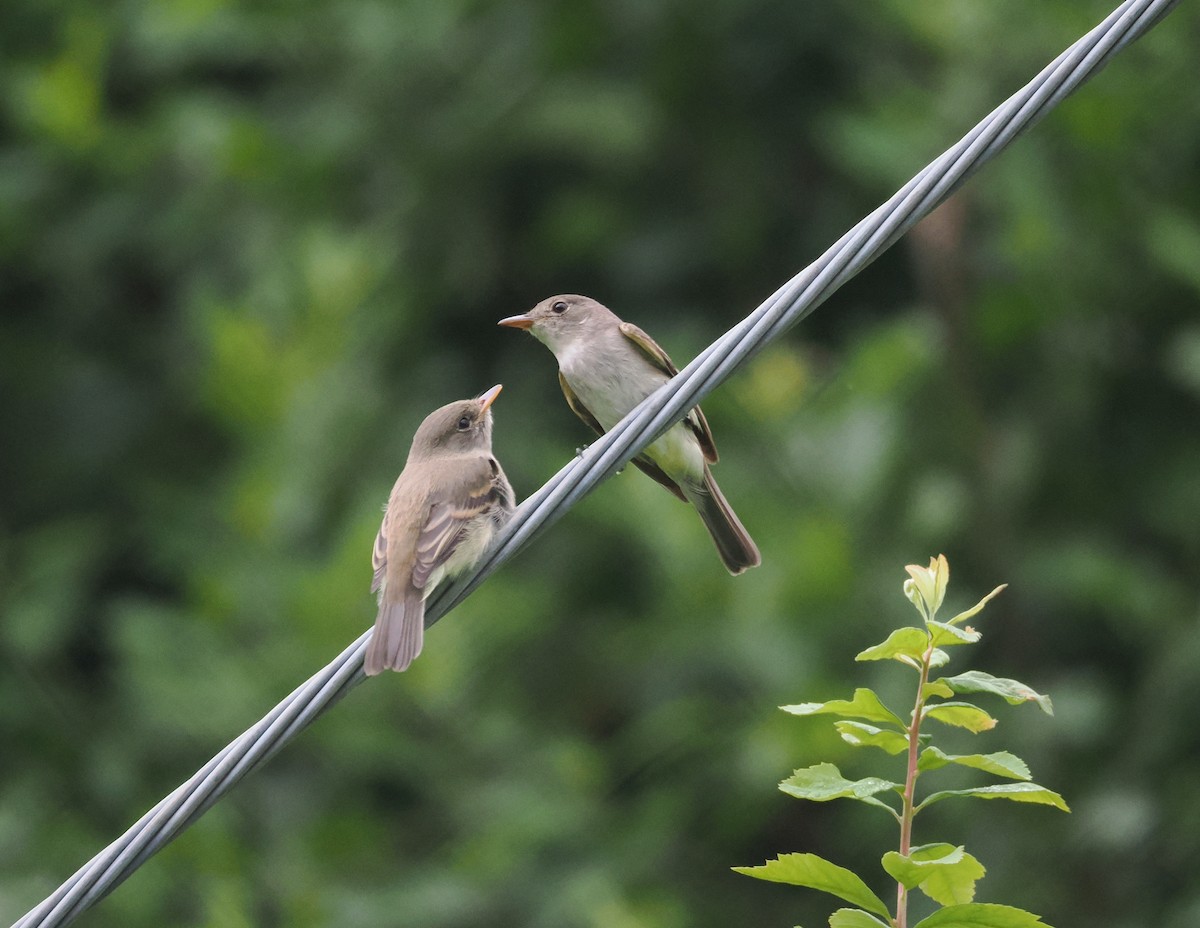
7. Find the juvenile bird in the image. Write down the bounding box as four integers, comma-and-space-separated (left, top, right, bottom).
365, 385, 514, 675
499, 295, 760, 574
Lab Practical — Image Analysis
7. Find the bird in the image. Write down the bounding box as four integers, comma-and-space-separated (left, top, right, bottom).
364, 384, 514, 675
498, 295, 760, 575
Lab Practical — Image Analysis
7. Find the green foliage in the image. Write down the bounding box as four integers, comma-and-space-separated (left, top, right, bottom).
918, 784, 1069, 815
835, 721, 911, 756
738, 557, 1067, 928
936, 672, 1053, 714
912, 905, 1049, 928
922, 702, 996, 734
830, 911, 895, 928
779, 764, 900, 816
783, 689, 907, 728
881, 844, 985, 906
731, 854, 891, 919
916, 748, 1030, 781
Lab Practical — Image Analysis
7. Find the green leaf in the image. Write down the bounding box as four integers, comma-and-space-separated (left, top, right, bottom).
944, 584, 1007, 626
883, 843, 961, 889
922, 679, 954, 699
913, 902, 1051, 927
938, 671, 1053, 715
904, 555, 949, 619
917, 746, 1031, 780
919, 782, 1070, 813
882, 843, 986, 906
780, 763, 900, 814
931, 555, 950, 615
918, 856, 985, 907
782, 688, 906, 728
835, 721, 910, 755
923, 702, 996, 733
732, 853, 892, 918
856, 627, 928, 666
927, 622, 982, 647
829, 909, 894, 928
904, 578, 928, 619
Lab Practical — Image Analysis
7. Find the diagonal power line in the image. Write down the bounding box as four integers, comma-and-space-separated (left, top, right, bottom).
14, 1, 1180, 925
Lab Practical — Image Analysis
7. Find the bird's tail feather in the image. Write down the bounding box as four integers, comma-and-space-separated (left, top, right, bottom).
688, 468, 762, 576
364, 586, 425, 675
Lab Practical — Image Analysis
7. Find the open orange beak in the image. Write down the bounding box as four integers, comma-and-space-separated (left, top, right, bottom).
497, 313, 534, 330
477, 384, 503, 411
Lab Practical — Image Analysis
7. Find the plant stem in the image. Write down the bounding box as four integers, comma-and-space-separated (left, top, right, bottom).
895, 641, 934, 928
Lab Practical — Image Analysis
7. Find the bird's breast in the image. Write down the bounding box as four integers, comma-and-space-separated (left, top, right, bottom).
560, 350, 659, 431
560, 352, 703, 484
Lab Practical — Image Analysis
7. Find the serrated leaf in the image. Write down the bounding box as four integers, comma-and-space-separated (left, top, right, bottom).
939, 671, 1053, 715
882, 844, 962, 889
928, 648, 951, 668
883, 843, 986, 906
732, 853, 892, 918
836, 721, 910, 755
927, 621, 982, 647
919, 855, 986, 906
856, 627, 929, 665
922, 680, 954, 699
780, 763, 900, 814
918, 746, 1031, 780
923, 702, 996, 733
782, 688, 906, 728
829, 909, 894, 928
919, 782, 1070, 813
944, 584, 1007, 626
913, 902, 1051, 927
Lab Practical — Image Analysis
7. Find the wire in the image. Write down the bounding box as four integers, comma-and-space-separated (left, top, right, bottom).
13, 0, 1180, 924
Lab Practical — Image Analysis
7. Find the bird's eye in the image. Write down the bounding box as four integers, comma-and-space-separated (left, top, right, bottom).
457, 416, 472, 431
551, 300, 568, 314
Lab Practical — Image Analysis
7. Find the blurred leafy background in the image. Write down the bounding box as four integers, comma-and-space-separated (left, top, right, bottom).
2, 1, 1198, 926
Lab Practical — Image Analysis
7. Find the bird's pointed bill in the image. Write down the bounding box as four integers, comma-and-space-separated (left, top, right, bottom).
477, 383, 503, 411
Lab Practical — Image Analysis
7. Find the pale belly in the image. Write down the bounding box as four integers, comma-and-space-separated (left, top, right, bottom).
561, 354, 704, 483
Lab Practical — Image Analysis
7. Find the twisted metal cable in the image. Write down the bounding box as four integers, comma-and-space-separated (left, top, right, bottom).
14, 1, 1179, 924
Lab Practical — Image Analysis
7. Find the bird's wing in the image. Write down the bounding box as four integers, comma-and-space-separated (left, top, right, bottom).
410, 458, 502, 591
371, 457, 502, 596
370, 523, 388, 594
618, 320, 718, 464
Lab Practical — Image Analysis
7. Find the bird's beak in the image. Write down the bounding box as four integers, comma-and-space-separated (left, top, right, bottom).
497, 313, 534, 330
477, 383, 503, 411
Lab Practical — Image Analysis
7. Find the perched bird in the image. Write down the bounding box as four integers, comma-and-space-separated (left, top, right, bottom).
499, 295, 760, 575
365, 385, 514, 675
